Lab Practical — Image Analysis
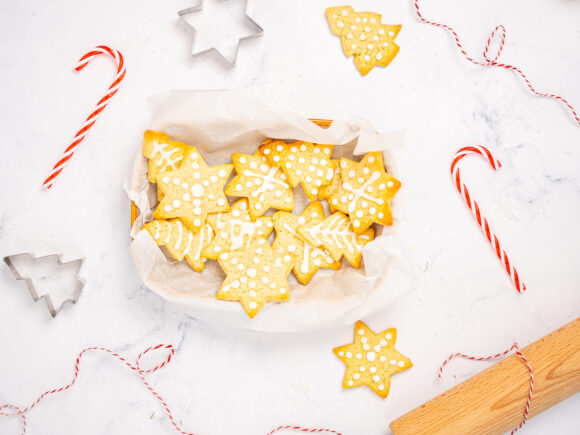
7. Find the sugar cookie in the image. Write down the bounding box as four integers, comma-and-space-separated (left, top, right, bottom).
203, 199, 274, 259
142, 130, 187, 184
216, 238, 295, 318
225, 153, 294, 221
328, 152, 400, 233
298, 211, 374, 268
272, 201, 341, 285
153, 147, 233, 233
143, 218, 213, 272
333, 321, 412, 398
259, 140, 336, 200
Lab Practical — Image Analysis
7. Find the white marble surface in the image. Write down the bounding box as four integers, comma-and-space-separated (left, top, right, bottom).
0, 0, 579, 434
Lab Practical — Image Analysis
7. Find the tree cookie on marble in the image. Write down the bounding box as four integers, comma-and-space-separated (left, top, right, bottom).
272, 201, 341, 285
333, 320, 412, 398
216, 238, 295, 318
153, 147, 233, 233
203, 199, 274, 259
143, 219, 213, 272
225, 153, 294, 221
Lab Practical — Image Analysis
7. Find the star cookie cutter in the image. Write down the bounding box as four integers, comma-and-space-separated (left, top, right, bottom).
3, 253, 85, 318
178, 0, 264, 65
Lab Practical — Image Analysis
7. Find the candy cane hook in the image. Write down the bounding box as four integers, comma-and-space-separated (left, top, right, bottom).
42, 45, 126, 189
451, 146, 526, 292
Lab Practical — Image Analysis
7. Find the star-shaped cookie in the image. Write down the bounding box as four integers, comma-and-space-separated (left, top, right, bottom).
142, 130, 187, 184
272, 201, 341, 285
203, 199, 274, 259
259, 140, 336, 200
329, 152, 400, 233
333, 321, 412, 398
298, 211, 374, 268
225, 153, 294, 220
153, 147, 233, 233
216, 238, 295, 318
143, 218, 213, 272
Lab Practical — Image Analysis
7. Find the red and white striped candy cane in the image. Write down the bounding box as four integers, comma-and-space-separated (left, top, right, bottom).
42, 45, 126, 189
451, 146, 526, 292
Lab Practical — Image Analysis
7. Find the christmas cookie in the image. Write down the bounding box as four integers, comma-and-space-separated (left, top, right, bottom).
152, 147, 233, 233
142, 130, 187, 184
225, 153, 294, 220
272, 201, 341, 285
333, 321, 412, 398
143, 219, 213, 272
216, 238, 295, 318
298, 211, 374, 268
260, 140, 336, 201
328, 152, 400, 233
203, 199, 274, 260
326, 6, 402, 76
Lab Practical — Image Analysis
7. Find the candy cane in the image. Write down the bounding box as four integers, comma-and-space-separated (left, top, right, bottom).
413, 0, 580, 128
451, 146, 526, 292
42, 46, 126, 189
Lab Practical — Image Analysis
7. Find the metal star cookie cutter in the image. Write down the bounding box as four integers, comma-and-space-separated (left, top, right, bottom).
3, 253, 85, 318
178, 0, 264, 65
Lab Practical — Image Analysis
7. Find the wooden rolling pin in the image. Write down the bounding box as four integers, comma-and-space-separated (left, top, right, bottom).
390, 317, 580, 435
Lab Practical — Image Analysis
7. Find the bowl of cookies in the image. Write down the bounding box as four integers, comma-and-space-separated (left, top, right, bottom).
127, 90, 414, 331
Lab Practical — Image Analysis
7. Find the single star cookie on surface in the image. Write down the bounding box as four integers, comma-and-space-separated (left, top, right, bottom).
203, 199, 274, 259
143, 219, 213, 272
216, 238, 295, 318
225, 153, 294, 220
142, 130, 188, 184
333, 321, 412, 398
329, 152, 400, 233
153, 147, 233, 233
259, 140, 336, 200
298, 211, 374, 268
272, 201, 341, 285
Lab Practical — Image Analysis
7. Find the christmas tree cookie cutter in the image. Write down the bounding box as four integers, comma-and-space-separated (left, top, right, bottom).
178, 0, 264, 65
3, 253, 85, 318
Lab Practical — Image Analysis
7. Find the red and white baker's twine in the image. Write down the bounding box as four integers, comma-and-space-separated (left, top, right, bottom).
451, 146, 526, 293
438, 343, 534, 434
0, 344, 340, 435
413, 0, 580, 127
42, 45, 126, 189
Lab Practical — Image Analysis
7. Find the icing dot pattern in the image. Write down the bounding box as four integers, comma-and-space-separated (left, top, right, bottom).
203, 199, 274, 260
225, 152, 294, 221
152, 147, 233, 233
143, 219, 213, 272
259, 140, 336, 201
272, 201, 341, 285
216, 238, 295, 318
333, 320, 412, 398
329, 152, 400, 234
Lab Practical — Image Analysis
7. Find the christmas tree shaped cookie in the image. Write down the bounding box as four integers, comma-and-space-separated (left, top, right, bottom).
259, 140, 336, 200
142, 130, 188, 184
333, 321, 412, 398
216, 238, 295, 318
329, 152, 400, 233
298, 211, 374, 268
143, 219, 213, 272
203, 199, 274, 259
153, 147, 233, 233
272, 201, 341, 285
326, 6, 402, 76
225, 153, 294, 220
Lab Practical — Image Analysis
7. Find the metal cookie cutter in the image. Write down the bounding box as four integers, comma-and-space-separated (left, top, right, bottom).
178, 0, 264, 65
3, 253, 85, 318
